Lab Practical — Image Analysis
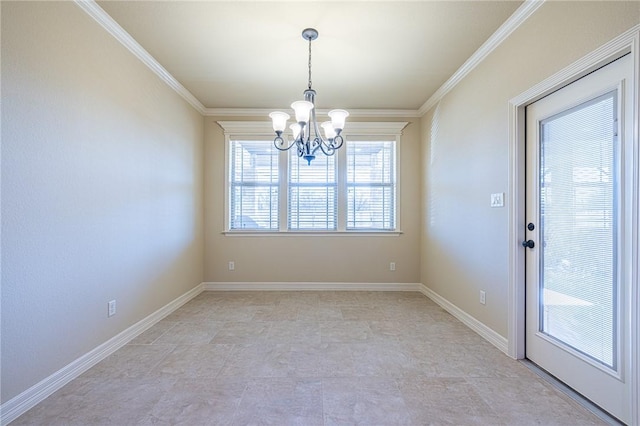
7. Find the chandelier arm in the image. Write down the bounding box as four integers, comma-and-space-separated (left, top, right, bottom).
296, 139, 305, 157
312, 137, 324, 155
273, 134, 297, 151
331, 134, 345, 150
317, 141, 336, 156
310, 104, 325, 145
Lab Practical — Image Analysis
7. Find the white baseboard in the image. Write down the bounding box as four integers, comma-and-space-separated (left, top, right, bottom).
418, 284, 509, 355
0, 283, 204, 426
202, 282, 422, 292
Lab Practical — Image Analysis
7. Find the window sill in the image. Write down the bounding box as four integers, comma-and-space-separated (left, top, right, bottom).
221, 230, 403, 237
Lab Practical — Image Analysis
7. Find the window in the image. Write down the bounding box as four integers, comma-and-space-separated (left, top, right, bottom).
289, 150, 336, 230
221, 121, 406, 234
347, 140, 395, 230
229, 140, 279, 230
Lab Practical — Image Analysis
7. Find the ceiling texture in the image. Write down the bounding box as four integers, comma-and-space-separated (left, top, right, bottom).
96, 1, 524, 113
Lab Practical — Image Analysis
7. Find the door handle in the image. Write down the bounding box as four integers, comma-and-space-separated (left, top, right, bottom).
522, 240, 535, 249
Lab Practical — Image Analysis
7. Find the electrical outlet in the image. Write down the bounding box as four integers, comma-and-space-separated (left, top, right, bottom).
228, 261, 235, 271
108, 300, 116, 317
480, 290, 486, 305
390, 262, 396, 271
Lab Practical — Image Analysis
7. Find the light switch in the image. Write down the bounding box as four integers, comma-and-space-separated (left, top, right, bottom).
490, 193, 504, 208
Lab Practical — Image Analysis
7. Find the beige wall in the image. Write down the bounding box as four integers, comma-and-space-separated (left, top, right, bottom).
4, 0, 638, 410
420, 1, 640, 337
1, 2, 204, 403
204, 117, 422, 284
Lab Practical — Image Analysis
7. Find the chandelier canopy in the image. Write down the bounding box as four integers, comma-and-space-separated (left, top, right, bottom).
269, 28, 349, 165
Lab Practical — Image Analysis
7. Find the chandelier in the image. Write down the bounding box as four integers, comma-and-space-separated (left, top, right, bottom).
269, 28, 349, 165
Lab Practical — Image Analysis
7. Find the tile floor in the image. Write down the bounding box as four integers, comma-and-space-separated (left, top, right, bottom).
13, 291, 608, 425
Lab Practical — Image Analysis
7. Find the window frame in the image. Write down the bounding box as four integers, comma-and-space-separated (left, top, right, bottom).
220, 121, 407, 236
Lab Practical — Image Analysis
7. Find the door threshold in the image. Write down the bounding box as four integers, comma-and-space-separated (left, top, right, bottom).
520, 359, 624, 426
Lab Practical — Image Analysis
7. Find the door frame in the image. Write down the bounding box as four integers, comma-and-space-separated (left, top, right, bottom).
507, 24, 640, 424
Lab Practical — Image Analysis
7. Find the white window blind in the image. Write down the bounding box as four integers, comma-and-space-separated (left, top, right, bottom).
347, 140, 396, 230
539, 91, 617, 367
229, 140, 278, 230
288, 151, 336, 230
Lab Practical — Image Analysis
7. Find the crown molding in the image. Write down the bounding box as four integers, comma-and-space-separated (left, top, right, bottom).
418, 0, 545, 116
74, 0, 206, 115
74, 0, 419, 119
204, 108, 420, 118
76, 0, 542, 119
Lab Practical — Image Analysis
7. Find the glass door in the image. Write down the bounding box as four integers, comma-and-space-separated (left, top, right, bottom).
524, 54, 632, 424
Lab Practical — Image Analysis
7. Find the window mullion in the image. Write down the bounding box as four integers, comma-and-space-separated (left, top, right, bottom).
393, 134, 399, 230
279, 149, 288, 231
337, 145, 347, 231
226, 135, 232, 231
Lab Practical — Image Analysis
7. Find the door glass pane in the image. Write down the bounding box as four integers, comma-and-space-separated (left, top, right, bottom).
539, 91, 617, 368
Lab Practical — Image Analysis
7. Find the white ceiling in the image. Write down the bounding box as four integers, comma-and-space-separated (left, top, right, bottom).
97, 1, 523, 111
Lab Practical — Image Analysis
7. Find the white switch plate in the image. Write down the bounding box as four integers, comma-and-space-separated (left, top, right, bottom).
480, 291, 486, 305
390, 262, 396, 271
108, 300, 116, 317
228, 261, 235, 271
490, 192, 504, 207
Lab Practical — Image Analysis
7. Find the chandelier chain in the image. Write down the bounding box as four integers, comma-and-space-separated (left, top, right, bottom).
307, 36, 312, 90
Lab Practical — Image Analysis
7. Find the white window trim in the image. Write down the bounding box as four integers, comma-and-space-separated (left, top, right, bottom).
219, 121, 408, 236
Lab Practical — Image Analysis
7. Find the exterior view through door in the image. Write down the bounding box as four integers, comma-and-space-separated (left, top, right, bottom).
524, 54, 633, 424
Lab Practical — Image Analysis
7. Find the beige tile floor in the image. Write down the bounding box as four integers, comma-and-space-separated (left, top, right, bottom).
13, 291, 608, 425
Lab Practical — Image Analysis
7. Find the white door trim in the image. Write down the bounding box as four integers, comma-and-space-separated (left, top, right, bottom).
507, 24, 640, 425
